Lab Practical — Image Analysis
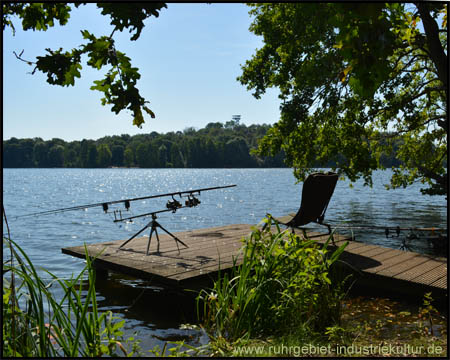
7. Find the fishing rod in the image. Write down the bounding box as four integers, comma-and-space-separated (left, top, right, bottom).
328, 223, 447, 239
13, 184, 237, 255
330, 224, 447, 232
14, 184, 236, 219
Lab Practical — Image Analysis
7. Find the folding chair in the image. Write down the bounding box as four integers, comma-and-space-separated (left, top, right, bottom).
265, 172, 338, 243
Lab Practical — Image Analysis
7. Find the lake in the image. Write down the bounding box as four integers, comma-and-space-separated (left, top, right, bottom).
2, 168, 447, 351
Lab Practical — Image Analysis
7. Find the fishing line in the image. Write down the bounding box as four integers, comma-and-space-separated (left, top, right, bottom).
13, 184, 236, 219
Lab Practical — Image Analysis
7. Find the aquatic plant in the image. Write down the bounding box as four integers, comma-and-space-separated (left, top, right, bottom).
197, 215, 349, 341
2, 235, 135, 357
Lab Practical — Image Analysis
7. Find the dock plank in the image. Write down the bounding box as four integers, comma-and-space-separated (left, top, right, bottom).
62, 223, 447, 296
397, 261, 447, 287
375, 255, 431, 277
364, 251, 421, 274
430, 274, 447, 289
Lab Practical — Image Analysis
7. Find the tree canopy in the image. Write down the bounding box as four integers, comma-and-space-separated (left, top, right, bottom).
3, 122, 290, 169
3, 2, 167, 127
238, 3, 447, 196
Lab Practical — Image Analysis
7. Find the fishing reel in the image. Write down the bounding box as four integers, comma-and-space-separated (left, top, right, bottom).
385, 226, 410, 251
103, 200, 131, 214
385, 226, 400, 238
185, 194, 201, 207
166, 196, 182, 213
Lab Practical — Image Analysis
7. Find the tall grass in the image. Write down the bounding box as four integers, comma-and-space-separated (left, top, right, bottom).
2, 235, 130, 357
197, 215, 349, 341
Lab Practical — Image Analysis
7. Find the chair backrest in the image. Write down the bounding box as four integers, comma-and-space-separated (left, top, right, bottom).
288, 172, 338, 227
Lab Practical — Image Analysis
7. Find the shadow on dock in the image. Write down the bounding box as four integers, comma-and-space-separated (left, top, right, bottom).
62, 223, 447, 307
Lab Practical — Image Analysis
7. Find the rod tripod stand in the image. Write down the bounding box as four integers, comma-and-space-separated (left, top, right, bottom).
119, 213, 188, 255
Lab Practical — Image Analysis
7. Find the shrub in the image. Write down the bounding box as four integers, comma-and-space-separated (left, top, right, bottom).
197, 215, 349, 341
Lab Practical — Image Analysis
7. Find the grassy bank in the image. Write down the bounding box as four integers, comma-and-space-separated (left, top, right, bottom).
199, 293, 447, 357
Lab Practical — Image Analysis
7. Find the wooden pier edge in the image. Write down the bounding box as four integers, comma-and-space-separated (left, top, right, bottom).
61, 223, 448, 302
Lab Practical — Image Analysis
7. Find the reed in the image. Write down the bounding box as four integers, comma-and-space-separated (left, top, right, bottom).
2, 236, 130, 357
197, 215, 349, 341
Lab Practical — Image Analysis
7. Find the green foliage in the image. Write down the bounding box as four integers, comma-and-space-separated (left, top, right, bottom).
2, 236, 132, 357
111, 144, 124, 166
123, 146, 135, 167
87, 143, 98, 168
147, 341, 206, 357
35, 47, 82, 86
4, 123, 409, 169
47, 144, 65, 167
197, 216, 349, 341
3, 3, 167, 127
2, 3, 72, 35
3, 122, 288, 168
239, 3, 447, 196
97, 3, 166, 41
96, 143, 112, 168
418, 292, 439, 337
33, 141, 48, 167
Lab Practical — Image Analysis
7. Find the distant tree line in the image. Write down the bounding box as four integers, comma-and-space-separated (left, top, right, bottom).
3, 120, 405, 169
3, 121, 285, 168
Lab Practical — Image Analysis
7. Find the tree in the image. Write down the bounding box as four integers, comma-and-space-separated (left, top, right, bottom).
64, 147, 78, 168
86, 143, 98, 168
33, 141, 48, 167
224, 138, 251, 167
124, 146, 134, 167
135, 143, 147, 168
97, 143, 112, 168
158, 144, 168, 167
186, 138, 203, 168
79, 139, 90, 167
48, 144, 65, 167
18, 138, 35, 167
3, 3, 167, 127
204, 139, 218, 167
239, 3, 447, 196
111, 144, 124, 166
3, 142, 21, 167
3, 139, 34, 167
169, 143, 184, 168
147, 142, 160, 167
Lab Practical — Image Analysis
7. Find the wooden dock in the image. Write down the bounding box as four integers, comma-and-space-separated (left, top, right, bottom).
62, 223, 447, 299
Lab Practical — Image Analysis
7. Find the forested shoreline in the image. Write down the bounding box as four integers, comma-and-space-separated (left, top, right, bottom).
3, 121, 402, 169
3, 121, 285, 168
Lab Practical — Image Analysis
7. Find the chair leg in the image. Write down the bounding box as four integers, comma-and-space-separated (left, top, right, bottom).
301, 228, 307, 239
325, 223, 335, 245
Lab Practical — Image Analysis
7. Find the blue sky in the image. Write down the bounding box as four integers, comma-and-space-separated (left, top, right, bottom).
3, 3, 281, 141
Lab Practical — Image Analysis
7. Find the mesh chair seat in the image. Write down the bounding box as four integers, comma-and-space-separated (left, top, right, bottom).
271, 172, 338, 240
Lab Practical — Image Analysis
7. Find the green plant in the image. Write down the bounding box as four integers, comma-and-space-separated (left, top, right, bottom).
147, 340, 208, 357
197, 215, 349, 341
325, 324, 352, 345
418, 292, 438, 337
2, 235, 132, 357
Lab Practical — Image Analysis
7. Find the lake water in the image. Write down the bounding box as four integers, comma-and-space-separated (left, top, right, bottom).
2, 168, 448, 351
